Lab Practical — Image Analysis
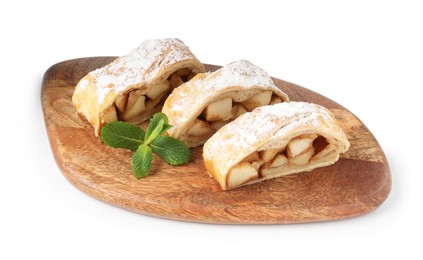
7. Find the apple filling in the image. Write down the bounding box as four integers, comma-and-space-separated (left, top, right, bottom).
226, 134, 333, 189
101, 69, 196, 124
185, 90, 283, 143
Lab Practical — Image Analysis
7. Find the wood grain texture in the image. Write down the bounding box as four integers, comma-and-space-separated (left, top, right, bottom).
41, 57, 391, 224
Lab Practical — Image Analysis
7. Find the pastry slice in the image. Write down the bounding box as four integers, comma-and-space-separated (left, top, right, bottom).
72, 38, 205, 136
203, 102, 350, 190
162, 60, 290, 147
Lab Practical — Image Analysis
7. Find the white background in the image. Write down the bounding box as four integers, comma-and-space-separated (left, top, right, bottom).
1, 0, 422, 259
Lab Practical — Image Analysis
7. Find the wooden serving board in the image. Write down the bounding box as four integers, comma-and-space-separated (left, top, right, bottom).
41, 57, 391, 224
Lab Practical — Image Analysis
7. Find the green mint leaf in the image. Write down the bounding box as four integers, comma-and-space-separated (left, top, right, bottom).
132, 144, 152, 179
151, 136, 191, 165
145, 119, 165, 145
101, 121, 145, 151
145, 112, 172, 142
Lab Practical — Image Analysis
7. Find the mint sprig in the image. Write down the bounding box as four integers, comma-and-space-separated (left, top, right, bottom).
100, 113, 191, 179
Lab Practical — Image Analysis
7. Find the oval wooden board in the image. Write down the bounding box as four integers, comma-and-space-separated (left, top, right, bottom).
41, 57, 391, 224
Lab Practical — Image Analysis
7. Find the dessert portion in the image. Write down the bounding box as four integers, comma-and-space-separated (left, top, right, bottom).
72, 38, 205, 136
203, 102, 350, 190
162, 60, 290, 147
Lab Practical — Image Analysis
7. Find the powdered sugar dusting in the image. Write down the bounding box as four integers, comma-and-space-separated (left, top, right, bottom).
78, 79, 89, 90
266, 102, 334, 143
203, 102, 347, 176
89, 38, 195, 103
202, 60, 276, 91
165, 60, 289, 133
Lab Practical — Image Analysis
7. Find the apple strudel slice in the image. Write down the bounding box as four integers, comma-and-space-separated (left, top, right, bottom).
203, 102, 350, 190
162, 60, 290, 147
72, 38, 205, 136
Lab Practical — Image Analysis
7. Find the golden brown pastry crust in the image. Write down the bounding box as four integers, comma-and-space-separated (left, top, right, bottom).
162, 60, 290, 147
72, 38, 205, 136
203, 102, 350, 190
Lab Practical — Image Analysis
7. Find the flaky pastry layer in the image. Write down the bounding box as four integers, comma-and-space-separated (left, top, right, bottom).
203, 102, 350, 190
162, 60, 290, 147
72, 38, 205, 136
